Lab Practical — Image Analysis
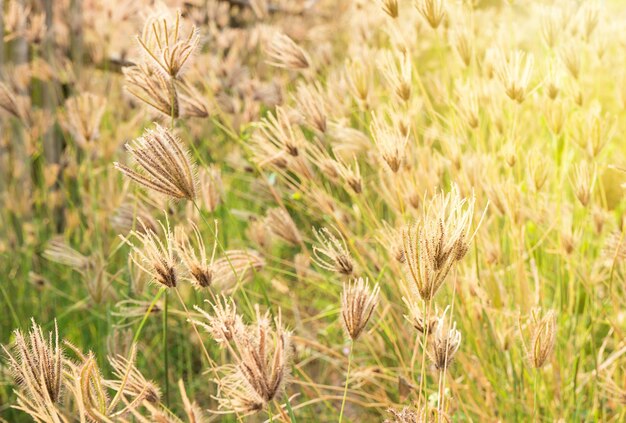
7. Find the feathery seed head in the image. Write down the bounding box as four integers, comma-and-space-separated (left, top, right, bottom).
416, 0, 446, 29
313, 226, 355, 276
380, 49, 413, 102
256, 106, 304, 158
107, 344, 161, 404
3, 319, 64, 406
138, 9, 200, 78
341, 277, 380, 341
265, 32, 310, 70
43, 237, 91, 271
123, 65, 180, 118
451, 26, 473, 67
378, 222, 405, 263
336, 155, 363, 194
572, 161, 595, 207
403, 298, 437, 335
115, 123, 196, 200
294, 81, 327, 134
560, 42, 582, 79
495, 50, 534, 103
265, 208, 302, 246
0, 81, 29, 121
544, 99, 567, 135
196, 166, 223, 213
378, 0, 399, 19
123, 218, 178, 288
545, 61, 562, 100
73, 351, 110, 420
345, 58, 371, 106
371, 110, 409, 173
62, 93, 107, 151
427, 307, 461, 370
521, 308, 557, 369
175, 221, 217, 288
110, 199, 159, 235
402, 185, 475, 301
211, 250, 265, 292
212, 306, 292, 414
193, 296, 245, 347
527, 152, 550, 192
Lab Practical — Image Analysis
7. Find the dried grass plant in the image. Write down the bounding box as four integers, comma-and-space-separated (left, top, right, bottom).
4, 0, 626, 421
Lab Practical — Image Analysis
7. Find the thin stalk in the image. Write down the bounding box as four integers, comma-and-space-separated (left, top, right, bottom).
172, 287, 218, 370
172, 288, 245, 422
132, 287, 165, 344
439, 268, 459, 414
438, 368, 445, 415
533, 368, 538, 420
416, 298, 433, 409
0, 281, 20, 330
163, 291, 170, 407
338, 342, 354, 423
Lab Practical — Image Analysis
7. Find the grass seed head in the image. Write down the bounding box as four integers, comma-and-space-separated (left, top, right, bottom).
341, 277, 380, 341
138, 9, 200, 79
114, 124, 196, 201
427, 307, 462, 370
175, 222, 217, 288
522, 308, 557, 369
124, 219, 178, 289
313, 226, 355, 276
265, 32, 310, 70
266, 208, 302, 246
495, 50, 534, 103
416, 0, 446, 29
3, 319, 64, 406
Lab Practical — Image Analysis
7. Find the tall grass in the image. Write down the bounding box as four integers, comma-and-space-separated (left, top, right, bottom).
2, 0, 626, 421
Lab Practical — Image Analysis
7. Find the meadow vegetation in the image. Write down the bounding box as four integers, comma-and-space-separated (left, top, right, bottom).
2, 0, 626, 421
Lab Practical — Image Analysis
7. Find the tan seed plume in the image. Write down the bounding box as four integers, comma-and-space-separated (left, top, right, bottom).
341, 277, 380, 341
2, 319, 64, 409
265, 32, 310, 70
427, 308, 462, 370
313, 226, 355, 276
521, 308, 557, 369
114, 124, 196, 201
137, 9, 200, 79
122, 219, 178, 289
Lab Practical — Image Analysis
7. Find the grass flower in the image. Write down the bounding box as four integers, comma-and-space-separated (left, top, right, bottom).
192, 296, 245, 347
313, 226, 355, 276
2, 320, 63, 414
137, 10, 199, 79
62, 93, 106, 151
402, 186, 475, 301
380, 49, 412, 102
211, 249, 265, 292
123, 65, 179, 118
266, 207, 302, 246
427, 308, 462, 370
198, 302, 291, 414
341, 277, 380, 341
378, 0, 399, 19
122, 219, 178, 289
495, 50, 534, 103
521, 308, 557, 369
416, 0, 446, 29
175, 222, 217, 288
265, 32, 310, 70
370, 110, 408, 172
106, 344, 161, 404
114, 124, 196, 200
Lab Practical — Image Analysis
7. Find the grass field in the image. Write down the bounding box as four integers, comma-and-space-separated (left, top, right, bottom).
2, 0, 626, 421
